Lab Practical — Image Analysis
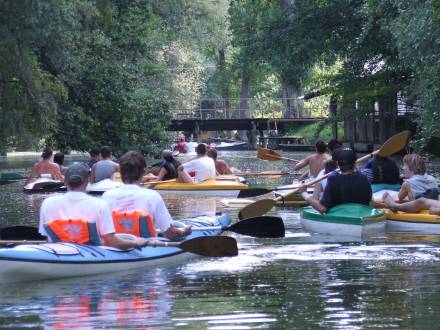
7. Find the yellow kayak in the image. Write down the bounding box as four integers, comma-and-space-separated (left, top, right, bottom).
153, 178, 248, 196
384, 209, 440, 234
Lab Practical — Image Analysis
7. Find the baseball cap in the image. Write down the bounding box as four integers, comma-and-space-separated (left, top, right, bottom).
334, 148, 357, 165
65, 162, 89, 184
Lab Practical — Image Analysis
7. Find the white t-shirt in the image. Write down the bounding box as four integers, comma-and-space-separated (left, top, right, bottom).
101, 184, 173, 232
185, 142, 197, 153
39, 191, 115, 240
183, 156, 216, 183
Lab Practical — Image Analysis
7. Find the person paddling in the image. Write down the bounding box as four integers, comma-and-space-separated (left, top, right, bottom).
360, 155, 401, 192
25, 147, 64, 184
177, 143, 216, 183
300, 148, 372, 214
39, 162, 147, 249
156, 149, 181, 181
90, 146, 120, 183
207, 148, 234, 175
101, 151, 191, 239
293, 140, 328, 179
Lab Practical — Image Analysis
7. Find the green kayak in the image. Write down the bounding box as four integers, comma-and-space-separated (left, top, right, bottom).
0, 172, 25, 185
300, 203, 386, 237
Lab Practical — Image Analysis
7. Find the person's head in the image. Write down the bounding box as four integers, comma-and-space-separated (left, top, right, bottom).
328, 139, 343, 158
324, 159, 337, 174
207, 148, 217, 161
53, 152, 64, 166
89, 147, 101, 160
195, 143, 207, 156
64, 162, 89, 190
315, 140, 327, 154
161, 149, 174, 162
335, 148, 357, 172
41, 147, 53, 160
119, 151, 146, 184
403, 153, 426, 176
100, 146, 112, 159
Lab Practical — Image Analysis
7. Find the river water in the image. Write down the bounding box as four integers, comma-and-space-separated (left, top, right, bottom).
1, 151, 440, 329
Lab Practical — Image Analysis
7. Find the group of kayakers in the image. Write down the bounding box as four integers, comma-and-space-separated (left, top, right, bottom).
295, 139, 440, 215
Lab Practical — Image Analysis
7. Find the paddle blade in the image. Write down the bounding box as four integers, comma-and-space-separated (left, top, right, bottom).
180, 236, 238, 257
229, 216, 285, 238
377, 130, 410, 157
238, 199, 276, 220
0, 226, 45, 240
257, 148, 282, 161
425, 136, 440, 157
237, 188, 271, 198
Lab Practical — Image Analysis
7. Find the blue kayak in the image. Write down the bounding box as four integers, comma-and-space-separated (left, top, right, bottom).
0, 214, 231, 283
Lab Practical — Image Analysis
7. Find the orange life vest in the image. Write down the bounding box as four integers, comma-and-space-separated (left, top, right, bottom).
44, 219, 101, 245
112, 211, 157, 238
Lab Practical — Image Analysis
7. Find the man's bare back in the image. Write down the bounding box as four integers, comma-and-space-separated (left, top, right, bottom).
295, 153, 328, 177
26, 160, 64, 184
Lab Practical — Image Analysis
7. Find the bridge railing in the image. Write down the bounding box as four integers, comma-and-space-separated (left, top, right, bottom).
170, 97, 329, 120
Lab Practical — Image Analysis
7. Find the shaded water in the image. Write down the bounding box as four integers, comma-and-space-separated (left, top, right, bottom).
1, 151, 440, 329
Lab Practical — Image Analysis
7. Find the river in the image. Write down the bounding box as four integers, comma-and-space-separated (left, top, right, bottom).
1, 151, 440, 329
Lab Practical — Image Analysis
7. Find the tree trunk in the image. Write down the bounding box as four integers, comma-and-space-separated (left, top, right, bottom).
329, 96, 338, 139
218, 49, 230, 119
238, 70, 251, 140
282, 82, 302, 118
378, 94, 397, 143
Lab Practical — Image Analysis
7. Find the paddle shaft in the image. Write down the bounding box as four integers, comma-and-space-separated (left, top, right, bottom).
0, 240, 188, 246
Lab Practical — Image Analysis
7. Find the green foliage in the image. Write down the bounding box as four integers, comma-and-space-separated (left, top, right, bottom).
284, 122, 344, 144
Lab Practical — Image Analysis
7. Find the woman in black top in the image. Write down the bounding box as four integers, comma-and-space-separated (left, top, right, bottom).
156, 150, 181, 181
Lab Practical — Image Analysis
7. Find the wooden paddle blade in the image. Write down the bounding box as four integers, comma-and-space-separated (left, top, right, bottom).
180, 236, 238, 257
425, 136, 440, 157
237, 188, 272, 198
377, 130, 410, 157
239, 199, 276, 220
0, 226, 45, 240
257, 148, 283, 161
228, 216, 285, 238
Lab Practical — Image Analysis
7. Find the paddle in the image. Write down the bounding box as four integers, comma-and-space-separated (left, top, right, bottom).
191, 216, 285, 238
257, 148, 300, 162
239, 130, 411, 220
237, 183, 313, 198
232, 171, 299, 177
0, 235, 238, 257
425, 136, 440, 158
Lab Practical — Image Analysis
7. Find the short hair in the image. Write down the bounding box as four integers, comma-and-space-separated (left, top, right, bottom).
315, 140, 327, 153
119, 151, 146, 183
161, 149, 174, 162
41, 147, 53, 160
53, 152, 64, 165
100, 146, 112, 158
403, 153, 426, 175
89, 147, 100, 157
324, 159, 337, 173
207, 148, 217, 160
195, 143, 207, 156
327, 139, 342, 152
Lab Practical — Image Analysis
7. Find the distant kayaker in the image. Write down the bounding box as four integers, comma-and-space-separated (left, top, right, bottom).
397, 153, 438, 201
300, 148, 372, 214
102, 151, 191, 239
90, 146, 120, 183
39, 162, 147, 249
177, 143, 216, 183
313, 138, 343, 185
178, 136, 186, 153
293, 140, 329, 179
87, 147, 101, 170
312, 159, 337, 199
360, 155, 401, 191
156, 149, 181, 181
207, 148, 233, 175
25, 147, 64, 184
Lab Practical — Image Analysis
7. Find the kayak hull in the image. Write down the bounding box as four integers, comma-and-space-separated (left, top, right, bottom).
300, 204, 386, 237
385, 209, 440, 234
23, 178, 65, 193
0, 214, 231, 283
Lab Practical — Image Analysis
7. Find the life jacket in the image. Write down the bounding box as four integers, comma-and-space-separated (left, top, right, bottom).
112, 211, 157, 238
44, 219, 101, 245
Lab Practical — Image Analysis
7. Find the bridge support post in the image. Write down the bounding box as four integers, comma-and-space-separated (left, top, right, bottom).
246, 121, 258, 150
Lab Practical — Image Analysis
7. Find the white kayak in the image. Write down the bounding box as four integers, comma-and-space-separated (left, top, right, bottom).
86, 179, 123, 194
23, 178, 65, 193
0, 214, 233, 283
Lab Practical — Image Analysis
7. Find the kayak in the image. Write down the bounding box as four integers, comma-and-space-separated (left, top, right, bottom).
0, 172, 25, 185
384, 209, 440, 234
273, 181, 313, 205
300, 203, 386, 237
0, 213, 231, 283
86, 179, 123, 194
213, 141, 248, 151
371, 183, 400, 193
23, 178, 65, 193
153, 178, 248, 196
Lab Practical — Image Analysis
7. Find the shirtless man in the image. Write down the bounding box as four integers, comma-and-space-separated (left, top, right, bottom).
207, 148, 233, 175
294, 140, 328, 178
26, 147, 64, 184
383, 192, 440, 215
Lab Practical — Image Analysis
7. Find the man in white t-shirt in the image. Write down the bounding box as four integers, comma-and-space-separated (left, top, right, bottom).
177, 143, 216, 183
101, 151, 191, 239
39, 162, 147, 249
